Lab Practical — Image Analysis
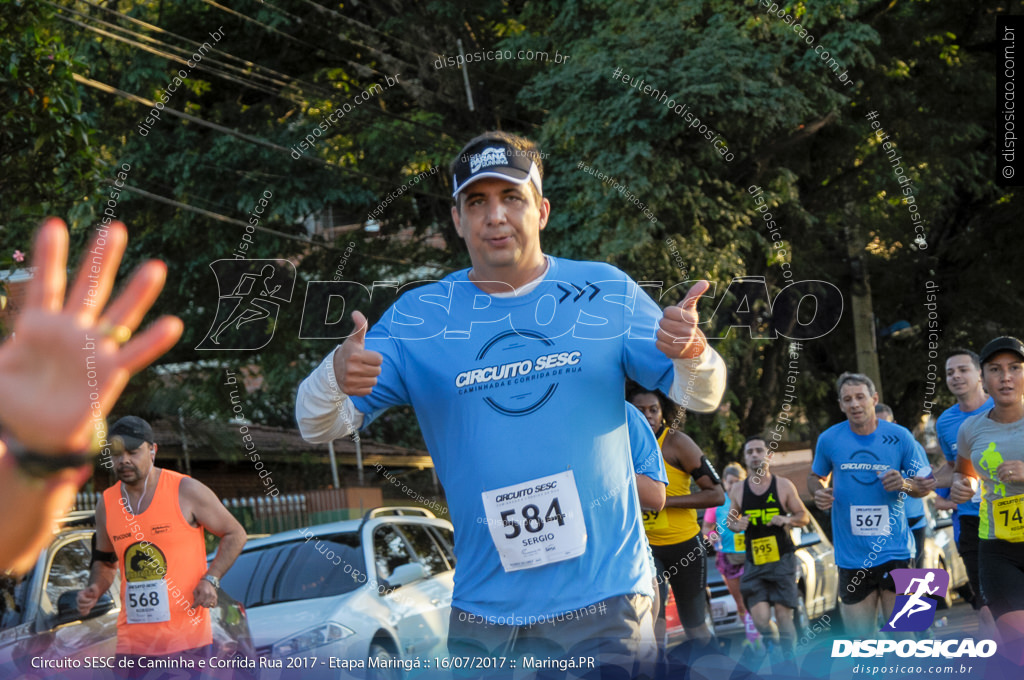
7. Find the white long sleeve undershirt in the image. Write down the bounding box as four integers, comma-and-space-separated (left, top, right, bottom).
296, 343, 726, 444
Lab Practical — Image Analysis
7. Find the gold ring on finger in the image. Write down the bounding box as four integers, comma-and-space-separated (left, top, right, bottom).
98, 321, 132, 344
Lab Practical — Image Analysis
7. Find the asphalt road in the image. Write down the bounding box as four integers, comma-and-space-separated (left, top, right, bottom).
932, 598, 983, 638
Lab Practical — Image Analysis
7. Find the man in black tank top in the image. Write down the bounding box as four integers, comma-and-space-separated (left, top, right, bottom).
727, 436, 810, 657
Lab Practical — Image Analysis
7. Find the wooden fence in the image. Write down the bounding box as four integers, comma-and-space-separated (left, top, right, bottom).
74, 487, 382, 535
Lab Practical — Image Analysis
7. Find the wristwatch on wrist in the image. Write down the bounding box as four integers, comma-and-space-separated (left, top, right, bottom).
202, 574, 221, 589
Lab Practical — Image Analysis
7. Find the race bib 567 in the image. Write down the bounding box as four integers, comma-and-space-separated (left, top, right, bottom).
851, 505, 890, 536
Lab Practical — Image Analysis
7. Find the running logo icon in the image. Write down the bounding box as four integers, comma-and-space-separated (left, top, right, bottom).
197, 259, 296, 350
882, 568, 949, 632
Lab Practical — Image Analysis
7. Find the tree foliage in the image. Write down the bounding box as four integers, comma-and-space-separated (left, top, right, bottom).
1, 0, 100, 243
4, 0, 1020, 468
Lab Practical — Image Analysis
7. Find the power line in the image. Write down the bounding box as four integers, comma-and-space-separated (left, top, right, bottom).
196, 0, 318, 50
232, 0, 535, 111
111, 181, 317, 246
59, 0, 456, 137
53, 12, 287, 100
72, 0, 330, 96
191, 0, 486, 134
241, 0, 307, 26
288, 0, 443, 59
109, 180, 447, 269
289, 0, 541, 91
249, 0, 430, 70
250, 0, 406, 65
53, 0, 303, 96
67, 0, 539, 134
72, 73, 450, 200
284, 0, 534, 93
196, 0, 415, 80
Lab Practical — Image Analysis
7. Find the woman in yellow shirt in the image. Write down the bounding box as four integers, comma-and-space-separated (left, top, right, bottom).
630, 388, 725, 645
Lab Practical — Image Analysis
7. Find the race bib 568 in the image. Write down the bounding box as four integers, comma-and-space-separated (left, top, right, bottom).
123, 542, 171, 624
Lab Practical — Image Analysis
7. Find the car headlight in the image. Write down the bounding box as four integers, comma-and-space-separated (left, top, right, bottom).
271, 622, 355, 656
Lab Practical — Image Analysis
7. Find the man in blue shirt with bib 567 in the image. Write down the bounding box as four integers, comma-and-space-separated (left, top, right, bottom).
807, 372, 934, 638
296, 132, 726, 673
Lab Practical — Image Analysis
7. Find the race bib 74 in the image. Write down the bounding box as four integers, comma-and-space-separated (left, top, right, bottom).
994, 495, 1024, 542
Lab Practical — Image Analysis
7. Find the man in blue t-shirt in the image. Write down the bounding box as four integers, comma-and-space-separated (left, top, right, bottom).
807, 372, 933, 638
933, 348, 993, 609
296, 131, 726, 670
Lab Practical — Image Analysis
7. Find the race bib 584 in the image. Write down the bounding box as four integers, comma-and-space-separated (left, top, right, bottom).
481, 470, 587, 573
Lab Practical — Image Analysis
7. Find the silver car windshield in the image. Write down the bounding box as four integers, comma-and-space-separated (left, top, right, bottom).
221, 533, 365, 607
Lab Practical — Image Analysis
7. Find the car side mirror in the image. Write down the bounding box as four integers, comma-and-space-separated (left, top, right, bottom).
789, 527, 802, 546
793, 527, 820, 547
387, 562, 428, 588
55, 590, 114, 627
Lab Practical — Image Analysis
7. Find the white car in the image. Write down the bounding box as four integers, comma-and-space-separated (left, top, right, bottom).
218, 507, 454, 679
917, 496, 969, 608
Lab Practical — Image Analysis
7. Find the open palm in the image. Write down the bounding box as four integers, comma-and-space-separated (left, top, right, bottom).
0, 218, 182, 572
0, 218, 182, 454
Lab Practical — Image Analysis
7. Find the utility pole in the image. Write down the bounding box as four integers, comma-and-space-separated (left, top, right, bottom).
844, 206, 883, 401
456, 39, 475, 112
178, 408, 191, 477
328, 440, 341, 489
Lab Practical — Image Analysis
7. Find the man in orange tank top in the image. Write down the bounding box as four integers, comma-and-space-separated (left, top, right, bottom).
77, 416, 247, 675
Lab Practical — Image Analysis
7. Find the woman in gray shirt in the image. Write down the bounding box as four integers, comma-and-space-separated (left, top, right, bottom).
951, 336, 1024, 662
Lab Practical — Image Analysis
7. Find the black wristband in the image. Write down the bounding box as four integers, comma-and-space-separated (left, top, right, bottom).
3, 433, 98, 479
90, 533, 117, 566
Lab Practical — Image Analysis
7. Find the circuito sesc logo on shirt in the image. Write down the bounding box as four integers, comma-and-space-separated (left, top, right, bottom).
453, 330, 584, 416
838, 451, 890, 486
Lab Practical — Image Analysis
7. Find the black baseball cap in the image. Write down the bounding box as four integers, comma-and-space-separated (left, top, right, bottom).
451, 139, 543, 199
109, 416, 155, 451
979, 336, 1024, 366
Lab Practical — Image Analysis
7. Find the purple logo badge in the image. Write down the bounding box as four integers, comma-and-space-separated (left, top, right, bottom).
881, 568, 949, 632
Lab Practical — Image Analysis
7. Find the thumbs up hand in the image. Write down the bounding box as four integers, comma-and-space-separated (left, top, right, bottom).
656, 281, 710, 360
332, 311, 383, 396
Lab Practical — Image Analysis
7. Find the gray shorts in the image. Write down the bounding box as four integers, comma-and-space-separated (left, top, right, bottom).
740, 551, 801, 609
448, 594, 656, 677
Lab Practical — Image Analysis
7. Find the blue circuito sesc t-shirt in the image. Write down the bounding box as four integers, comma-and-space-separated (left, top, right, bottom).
351, 257, 679, 619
